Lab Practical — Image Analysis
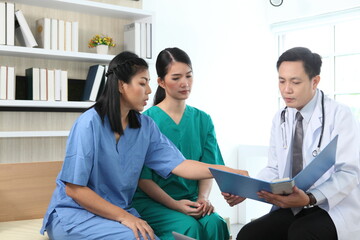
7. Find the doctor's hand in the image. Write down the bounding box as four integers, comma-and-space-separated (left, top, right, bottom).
257, 186, 309, 208
221, 192, 246, 207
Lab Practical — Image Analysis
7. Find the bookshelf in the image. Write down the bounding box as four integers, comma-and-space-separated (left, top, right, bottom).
0, 0, 154, 163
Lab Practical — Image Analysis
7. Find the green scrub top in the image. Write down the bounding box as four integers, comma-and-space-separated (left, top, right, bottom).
134, 105, 224, 201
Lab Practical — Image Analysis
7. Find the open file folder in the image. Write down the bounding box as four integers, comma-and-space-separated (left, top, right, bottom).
210, 135, 338, 202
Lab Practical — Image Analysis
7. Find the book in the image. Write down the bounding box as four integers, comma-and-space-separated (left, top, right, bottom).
36, 18, 51, 49
25, 67, 40, 100
0, 66, 6, 100
7, 66, 15, 100
47, 69, 55, 101
6, 2, 15, 46
82, 65, 105, 101
71, 21, 78, 52
96, 65, 108, 101
14, 10, 38, 47
58, 19, 65, 51
39, 68, 47, 101
210, 135, 338, 203
60, 70, 68, 101
124, 22, 141, 56
146, 23, 152, 59
140, 22, 146, 58
50, 18, 58, 50
0, 2, 5, 45
65, 21, 71, 51
54, 69, 61, 101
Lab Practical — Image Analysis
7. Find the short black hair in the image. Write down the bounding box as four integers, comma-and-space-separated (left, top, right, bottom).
276, 47, 322, 79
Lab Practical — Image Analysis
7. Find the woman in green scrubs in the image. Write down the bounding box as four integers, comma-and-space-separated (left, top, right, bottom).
132, 47, 229, 240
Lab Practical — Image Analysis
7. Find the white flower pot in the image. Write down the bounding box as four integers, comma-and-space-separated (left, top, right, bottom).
96, 45, 109, 55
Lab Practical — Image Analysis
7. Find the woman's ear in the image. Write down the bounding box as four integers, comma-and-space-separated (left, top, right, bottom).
157, 77, 165, 88
118, 80, 124, 94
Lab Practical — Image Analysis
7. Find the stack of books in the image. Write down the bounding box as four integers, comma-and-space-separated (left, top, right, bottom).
0, 2, 15, 46
25, 68, 68, 101
82, 64, 109, 102
36, 18, 78, 51
123, 22, 152, 59
0, 65, 15, 100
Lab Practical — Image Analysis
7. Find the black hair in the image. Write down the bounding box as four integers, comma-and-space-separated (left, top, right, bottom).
94, 51, 148, 135
153, 47, 192, 105
276, 47, 322, 79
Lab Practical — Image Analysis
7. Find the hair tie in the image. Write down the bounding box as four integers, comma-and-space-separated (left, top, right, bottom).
105, 70, 113, 77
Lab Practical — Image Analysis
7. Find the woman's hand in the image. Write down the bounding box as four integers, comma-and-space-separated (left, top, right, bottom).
119, 212, 156, 240
197, 198, 215, 217
174, 199, 203, 218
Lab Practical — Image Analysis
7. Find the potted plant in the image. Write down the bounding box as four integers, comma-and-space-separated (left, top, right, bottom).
88, 34, 116, 54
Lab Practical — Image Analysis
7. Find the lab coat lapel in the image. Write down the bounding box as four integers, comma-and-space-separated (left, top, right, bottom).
304, 92, 323, 163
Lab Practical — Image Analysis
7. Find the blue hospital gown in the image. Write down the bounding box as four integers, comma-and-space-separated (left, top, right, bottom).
40, 108, 185, 239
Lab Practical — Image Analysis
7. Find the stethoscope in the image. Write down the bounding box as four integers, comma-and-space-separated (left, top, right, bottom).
280, 90, 325, 157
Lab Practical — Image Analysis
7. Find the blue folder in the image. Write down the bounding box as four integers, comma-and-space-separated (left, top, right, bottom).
210, 135, 338, 202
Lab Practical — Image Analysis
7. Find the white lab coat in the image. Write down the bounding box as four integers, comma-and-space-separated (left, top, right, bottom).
258, 90, 360, 240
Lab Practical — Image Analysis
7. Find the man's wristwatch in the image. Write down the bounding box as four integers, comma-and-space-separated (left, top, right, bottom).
306, 192, 317, 208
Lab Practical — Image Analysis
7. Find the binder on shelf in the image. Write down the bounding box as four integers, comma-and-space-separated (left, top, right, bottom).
25, 67, 40, 100
0, 2, 5, 45
6, 2, 15, 46
146, 23, 152, 59
36, 18, 51, 50
124, 22, 141, 56
0, 66, 7, 100
71, 21, 78, 52
82, 65, 105, 102
7, 66, 15, 100
14, 10, 38, 48
47, 69, 55, 101
58, 19, 65, 51
140, 22, 146, 58
96, 65, 108, 101
61, 70, 68, 101
210, 136, 338, 203
50, 18, 58, 50
39, 68, 47, 101
54, 69, 61, 101
65, 21, 71, 51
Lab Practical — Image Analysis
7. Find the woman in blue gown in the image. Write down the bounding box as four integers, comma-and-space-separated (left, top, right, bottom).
40, 51, 247, 240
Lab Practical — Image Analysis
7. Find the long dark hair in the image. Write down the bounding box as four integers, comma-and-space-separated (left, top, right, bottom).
94, 51, 148, 135
153, 47, 192, 105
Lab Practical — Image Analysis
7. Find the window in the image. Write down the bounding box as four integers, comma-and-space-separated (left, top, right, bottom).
272, 8, 360, 120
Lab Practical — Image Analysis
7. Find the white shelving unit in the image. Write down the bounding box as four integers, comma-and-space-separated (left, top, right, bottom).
0, 130, 69, 138
0, 45, 114, 63
0, 0, 154, 163
0, 99, 94, 109
0, 0, 154, 111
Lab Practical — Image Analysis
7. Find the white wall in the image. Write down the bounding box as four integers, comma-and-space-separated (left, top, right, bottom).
265, 0, 360, 24
142, 0, 277, 224
142, 0, 360, 225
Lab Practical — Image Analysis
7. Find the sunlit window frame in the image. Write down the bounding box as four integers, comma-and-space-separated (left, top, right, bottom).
271, 7, 360, 120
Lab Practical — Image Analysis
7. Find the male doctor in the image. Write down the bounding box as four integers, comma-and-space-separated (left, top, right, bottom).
223, 47, 360, 240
